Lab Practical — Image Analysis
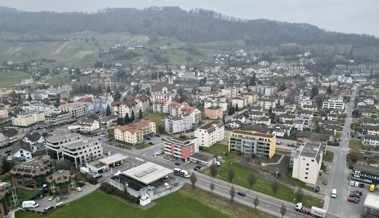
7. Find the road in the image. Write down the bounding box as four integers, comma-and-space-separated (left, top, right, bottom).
327, 91, 364, 217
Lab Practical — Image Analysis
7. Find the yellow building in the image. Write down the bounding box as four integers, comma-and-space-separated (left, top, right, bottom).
114, 119, 156, 146
228, 130, 276, 159
243, 92, 259, 105
0, 108, 8, 118
12, 111, 45, 127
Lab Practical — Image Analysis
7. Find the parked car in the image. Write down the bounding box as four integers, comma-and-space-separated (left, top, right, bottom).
350, 181, 355, 186
348, 197, 359, 203
359, 183, 365, 188
323, 179, 328, 185
194, 166, 202, 171
149, 142, 154, 145
351, 190, 363, 196
55, 196, 64, 202
314, 186, 320, 193
48, 195, 55, 201
146, 137, 150, 140
94, 174, 103, 179
237, 191, 246, 197
175, 162, 180, 166
44, 206, 55, 212
155, 134, 161, 137
75, 187, 82, 192
349, 193, 360, 199
164, 182, 170, 189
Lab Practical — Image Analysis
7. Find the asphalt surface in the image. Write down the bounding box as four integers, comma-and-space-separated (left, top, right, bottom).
326, 91, 366, 218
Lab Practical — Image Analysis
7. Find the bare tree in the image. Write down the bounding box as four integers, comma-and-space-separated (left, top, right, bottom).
295, 188, 304, 202
190, 172, 197, 188
209, 163, 218, 178
271, 179, 280, 196
247, 172, 257, 189
227, 168, 236, 183
253, 196, 259, 210
230, 186, 236, 202
280, 204, 287, 218
210, 182, 215, 193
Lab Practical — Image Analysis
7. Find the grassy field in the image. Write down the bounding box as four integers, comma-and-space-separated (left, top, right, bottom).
323, 150, 335, 162
349, 140, 362, 150
335, 132, 342, 140
275, 148, 291, 155
143, 113, 166, 125
201, 144, 323, 208
17, 188, 39, 201
0, 71, 31, 87
16, 186, 270, 218
136, 144, 154, 150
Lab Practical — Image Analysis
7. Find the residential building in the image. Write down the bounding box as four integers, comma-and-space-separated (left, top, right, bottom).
204, 96, 228, 111
204, 106, 224, 120
168, 102, 201, 125
0, 107, 8, 118
0, 182, 18, 218
351, 162, 379, 185
0, 129, 19, 148
232, 96, 248, 110
243, 92, 259, 105
194, 121, 224, 147
11, 111, 45, 127
151, 82, 177, 101
112, 95, 149, 118
152, 99, 170, 114
44, 110, 71, 126
163, 137, 199, 161
257, 98, 276, 110
60, 103, 86, 119
45, 170, 76, 195
10, 155, 52, 188
165, 115, 193, 135
114, 119, 156, 145
78, 115, 100, 133
363, 135, 379, 146
100, 115, 118, 127
291, 141, 323, 185
228, 131, 276, 158
45, 133, 81, 161
10, 141, 32, 160
322, 97, 345, 111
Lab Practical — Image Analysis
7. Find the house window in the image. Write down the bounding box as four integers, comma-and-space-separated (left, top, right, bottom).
306, 163, 309, 166
305, 177, 308, 179
306, 168, 309, 170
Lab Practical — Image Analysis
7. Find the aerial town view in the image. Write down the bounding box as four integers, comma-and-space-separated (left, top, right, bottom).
0, 1, 378, 218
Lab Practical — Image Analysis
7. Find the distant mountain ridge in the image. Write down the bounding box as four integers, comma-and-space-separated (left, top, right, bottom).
0, 6, 378, 47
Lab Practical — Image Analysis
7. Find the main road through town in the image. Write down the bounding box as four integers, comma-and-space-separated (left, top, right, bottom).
326, 90, 362, 218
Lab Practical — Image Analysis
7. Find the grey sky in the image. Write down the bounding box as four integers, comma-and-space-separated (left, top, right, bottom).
1, 0, 378, 37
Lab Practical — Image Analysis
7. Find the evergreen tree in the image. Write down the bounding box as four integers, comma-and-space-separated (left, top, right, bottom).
235, 104, 239, 111
327, 84, 333, 94
117, 118, 124, 126
106, 86, 112, 94
131, 110, 135, 121
249, 74, 257, 86
114, 90, 121, 100
139, 109, 143, 119
106, 105, 111, 116
28, 93, 32, 101
1, 158, 13, 173
310, 85, 319, 99
124, 113, 130, 124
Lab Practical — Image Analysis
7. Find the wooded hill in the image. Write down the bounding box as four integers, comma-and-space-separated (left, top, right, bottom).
0, 6, 378, 47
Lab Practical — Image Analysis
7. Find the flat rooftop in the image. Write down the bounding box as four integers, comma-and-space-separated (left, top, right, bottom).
364, 194, 379, 211
99, 153, 128, 165
46, 133, 81, 143
122, 162, 171, 185
232, 130, 275, 138
300, 141, 322, 158
199, 121, 223, 130
62, 138, 98, 148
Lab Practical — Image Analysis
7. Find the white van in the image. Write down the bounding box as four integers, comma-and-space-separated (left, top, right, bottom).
22, 201, 39, 208
331, 188, 337, 198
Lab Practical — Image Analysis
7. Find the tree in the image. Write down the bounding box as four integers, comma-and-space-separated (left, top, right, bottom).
249, 74, 256, 86
1, 158, 13, 173
327, 84, 332, 94
139, 109, 143, 119
271, 179, 280, 196
268, 106, 272, 116
253, 196, 259, 210
352, 109, 360, 118
230, 186, 236, 202
280, 204, 287, 218
210, 182, 215, 193
114, 90, 121, 100
295, 188, 304, 202
222, 115, 226, 124
106, 86, 112, 94
247, 172, 257, 189
28, 93, 32, 101
124, 113, 130, 124
228, 104, 235, 116
131, 110, 135, 121
315, 124, 321, 133
106, 105, 111, 116
209, 163, 218, 178
310, 85, 319, 99
190, 172, 197, 188
235, 104, 239, 112
116, 117, 124, 126
227, 168, 236, 183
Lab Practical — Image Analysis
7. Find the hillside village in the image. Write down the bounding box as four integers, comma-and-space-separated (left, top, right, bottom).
0, 46, 379, 218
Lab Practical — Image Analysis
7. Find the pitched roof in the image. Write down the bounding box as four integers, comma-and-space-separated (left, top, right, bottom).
23, 132, 42, 142
151, 82, 176, 92
0, 128, 18, 137
11, 141, 32, 154
116, 119, 154, 134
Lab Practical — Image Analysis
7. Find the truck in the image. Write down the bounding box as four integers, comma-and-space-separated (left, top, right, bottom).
22, 201, 39, 208
173, 168, 190, 178
80, 167, 90, 174
173, 168, 181, 175
295, 202, 326, 218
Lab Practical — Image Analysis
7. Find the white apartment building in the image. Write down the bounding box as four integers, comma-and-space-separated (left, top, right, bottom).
163, 137, 199, 161
60, 103, 86, 118
45, 133, 103, 168
165, 115, 193, 135
322, 97, 345, 111
204, 96, 228, 111
194, 121, 225, 147
292, 141, 323, 185
111, 96, 149, 118
12, 111, 45, 127
22, 102, 55, 116
78, 116, 100, 133
257, 98, 276, 110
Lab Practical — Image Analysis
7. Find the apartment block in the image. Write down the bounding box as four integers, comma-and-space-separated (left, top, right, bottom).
60, 103, 86, 119
291, 141, 323, 185
12, 111, 45, 127
194, 121, 224, 147
322, 97, 345, 111
44, 110, 71, 126
114, 119, 156, 145
111, 95, 149, 118
165, 115, 192, 135
228, 130, 276, 158
204, 106, 224, 120
163, 137, 199, 161
45, 133, 102, 168
204, 96, 228, 111
232, 96, 248, 109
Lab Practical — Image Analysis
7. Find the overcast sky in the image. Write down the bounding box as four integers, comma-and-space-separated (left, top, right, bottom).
1, 0, 379, 37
